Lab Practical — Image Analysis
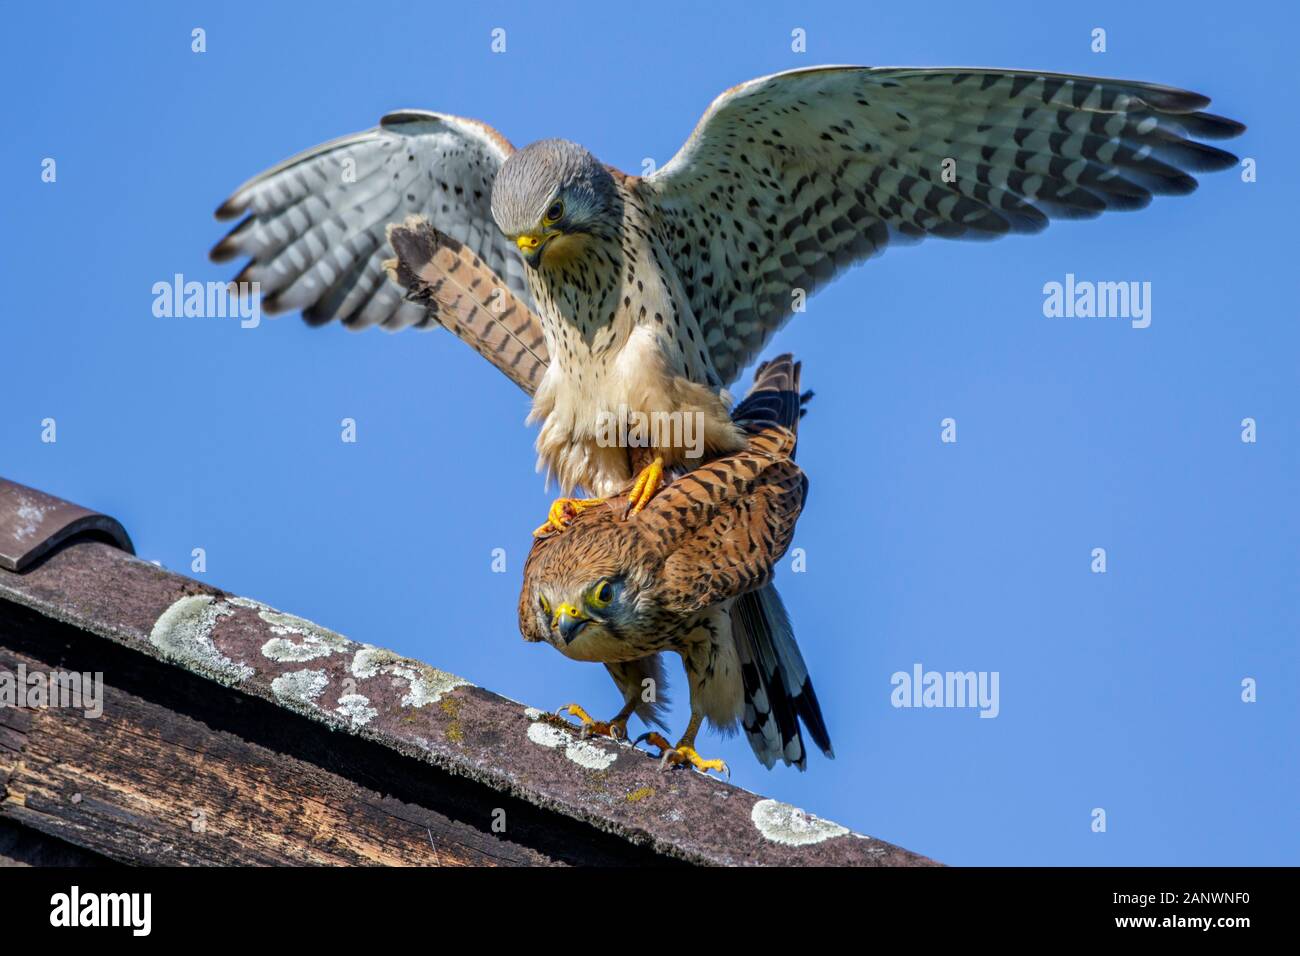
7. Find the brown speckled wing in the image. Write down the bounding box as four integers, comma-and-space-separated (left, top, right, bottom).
517, 443, 806, 620
647, 66, 1243, 386
385, 216, 549, 396
637, 355, 809, 612
652, 453, 806, 614
519, 356, 809, 620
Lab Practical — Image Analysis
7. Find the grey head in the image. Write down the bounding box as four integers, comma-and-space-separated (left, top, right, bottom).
490, 139, 620, 267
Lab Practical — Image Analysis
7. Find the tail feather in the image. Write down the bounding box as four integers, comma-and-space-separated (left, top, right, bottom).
728, 355, 830, 769
384, 215, 550, 397
732, 583, 833, 770
731, 354, 810, 441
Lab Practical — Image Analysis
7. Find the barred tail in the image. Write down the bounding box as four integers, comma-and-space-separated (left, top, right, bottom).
730, 353, 813, 438
384, 216, 550, 397
732, 583, 833, 770
729, 355, 829, 769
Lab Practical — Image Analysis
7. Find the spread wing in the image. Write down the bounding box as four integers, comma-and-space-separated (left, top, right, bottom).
646, 66, 1245, 385
211, 110, 532, 332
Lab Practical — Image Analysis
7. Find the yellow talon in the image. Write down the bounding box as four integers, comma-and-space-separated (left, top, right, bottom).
634, 731, 729, 779
671, 745, 728, 776
556, 703, 628, 741
623, 456, 664, 519
533, 497, 604, 538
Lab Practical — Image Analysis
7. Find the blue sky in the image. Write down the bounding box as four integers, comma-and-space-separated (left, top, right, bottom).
3, 1, 1295, 865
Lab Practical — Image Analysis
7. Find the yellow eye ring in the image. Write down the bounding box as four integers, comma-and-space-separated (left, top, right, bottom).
586, 579, 614, 609
543, 199, 564, 225
539, 595, 551, 616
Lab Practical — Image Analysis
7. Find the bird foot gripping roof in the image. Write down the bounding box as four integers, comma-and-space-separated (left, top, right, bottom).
0, 476, 936, 866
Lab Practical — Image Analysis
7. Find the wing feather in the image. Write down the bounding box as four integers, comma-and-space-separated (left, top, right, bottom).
650, 356, 809, 612
211, 110, 532, 333
647, 66, 1244, 385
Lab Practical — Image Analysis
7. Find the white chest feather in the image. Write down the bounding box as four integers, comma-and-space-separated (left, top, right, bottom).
525, 190, 744, 496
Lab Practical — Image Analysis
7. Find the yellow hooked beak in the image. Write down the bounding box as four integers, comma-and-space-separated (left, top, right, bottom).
551, 603, 589, 644
516, 231, 554, 266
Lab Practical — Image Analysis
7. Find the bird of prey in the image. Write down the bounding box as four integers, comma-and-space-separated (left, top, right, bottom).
212, 66, 1242, 771
519, 354, 828, 774
211, 66, 1244, 536
383, 227, 827, 770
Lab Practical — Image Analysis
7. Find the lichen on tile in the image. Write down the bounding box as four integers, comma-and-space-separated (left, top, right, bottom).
527, 721, 568, 749
750, 798, 849, 846
351, 646, 469, 708
13, 495, 48, 542
525, 718, 617, 771
271, 668, 330, 710
149, 595, 254, 685
221, 596, 356, 663
335, 692, 378, 729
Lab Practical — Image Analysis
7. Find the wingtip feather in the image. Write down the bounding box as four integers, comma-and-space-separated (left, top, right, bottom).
214, 194, 247, 221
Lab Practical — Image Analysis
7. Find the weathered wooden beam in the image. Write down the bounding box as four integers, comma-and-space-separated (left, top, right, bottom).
0, 818, 113, 867
0, 601, 655, 865
0, 477, 937, 866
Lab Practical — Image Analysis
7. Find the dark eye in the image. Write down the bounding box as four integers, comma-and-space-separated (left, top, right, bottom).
538, 595, 551, 616
544, 200, 564, 223
587, 579, 614, 610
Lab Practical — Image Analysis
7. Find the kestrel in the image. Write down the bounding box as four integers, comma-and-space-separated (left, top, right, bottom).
211, 66, 1244, 535
518, 355, 827, 773
382, 228, 827, 769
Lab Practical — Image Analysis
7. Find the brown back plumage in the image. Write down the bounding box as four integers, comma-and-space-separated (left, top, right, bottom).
520, 355, 809, 622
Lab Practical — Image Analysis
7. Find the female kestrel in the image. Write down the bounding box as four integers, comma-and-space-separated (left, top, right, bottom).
518, 355, 828, 774
211, 66, 1244, 531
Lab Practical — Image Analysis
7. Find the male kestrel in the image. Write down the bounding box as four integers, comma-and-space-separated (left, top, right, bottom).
518, 355, 827, 774
211, 66, 1244, 534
